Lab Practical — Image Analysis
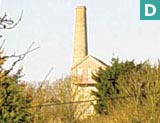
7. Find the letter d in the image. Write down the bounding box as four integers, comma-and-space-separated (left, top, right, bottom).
145, 4, 156, 16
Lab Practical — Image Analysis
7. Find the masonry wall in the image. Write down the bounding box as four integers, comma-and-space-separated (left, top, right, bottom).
73, 6, 88, 66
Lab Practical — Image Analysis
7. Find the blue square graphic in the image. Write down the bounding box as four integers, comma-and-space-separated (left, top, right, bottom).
140, 0, 160, 20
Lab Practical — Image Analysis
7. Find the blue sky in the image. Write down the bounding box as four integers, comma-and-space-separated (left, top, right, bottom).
0, 0, 160, 81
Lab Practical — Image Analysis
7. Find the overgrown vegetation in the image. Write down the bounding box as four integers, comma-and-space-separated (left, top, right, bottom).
91, 58, 160, 123
26, 78, 90, 123
1, 51, 160, 123
0, 11, 35, 123
0, 52, 33, 123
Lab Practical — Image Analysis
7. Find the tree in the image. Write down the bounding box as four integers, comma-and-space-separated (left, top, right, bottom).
0, 73, 33, 123
92, 58, 136, 114
0, 47, 34, 123
0, 11, 36, 122
30, 78, 89, 123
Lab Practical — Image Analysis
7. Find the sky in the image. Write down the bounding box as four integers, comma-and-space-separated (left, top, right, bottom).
0, 0, 160, 82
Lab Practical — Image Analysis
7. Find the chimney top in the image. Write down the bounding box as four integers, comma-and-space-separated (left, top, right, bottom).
73, 5, 88, 66
76, 6, 86, 9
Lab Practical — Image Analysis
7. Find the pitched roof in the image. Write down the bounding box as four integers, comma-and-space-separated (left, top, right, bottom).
71, 55, 108, 70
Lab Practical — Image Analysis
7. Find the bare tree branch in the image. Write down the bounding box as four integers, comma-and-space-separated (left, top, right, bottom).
0, 39, 5, 49
39, 67, 54, 89
1, 42, 40, 76
0, 11, 23, 30
2, 43, 40, 59
33, 67, 54, 101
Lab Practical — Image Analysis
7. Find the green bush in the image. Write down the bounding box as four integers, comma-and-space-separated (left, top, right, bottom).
92, 57, 160, 122
0, 54, 33, 123
92, 58, 138, 114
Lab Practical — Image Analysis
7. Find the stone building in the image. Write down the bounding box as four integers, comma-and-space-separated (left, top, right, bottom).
71, 6, 107, 85
71, 6, 107, 115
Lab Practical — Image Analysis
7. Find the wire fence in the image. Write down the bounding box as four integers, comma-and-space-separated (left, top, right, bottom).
28, 91, 160, 108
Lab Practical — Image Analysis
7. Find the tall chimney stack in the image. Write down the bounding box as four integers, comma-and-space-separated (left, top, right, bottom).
73, 6, 88, 66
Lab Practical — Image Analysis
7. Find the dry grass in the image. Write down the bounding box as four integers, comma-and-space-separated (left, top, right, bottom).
24, 63, 160, 123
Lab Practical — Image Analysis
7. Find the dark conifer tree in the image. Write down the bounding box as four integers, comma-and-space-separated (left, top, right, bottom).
0, 67, 33, 123
92, 58, 136, 114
